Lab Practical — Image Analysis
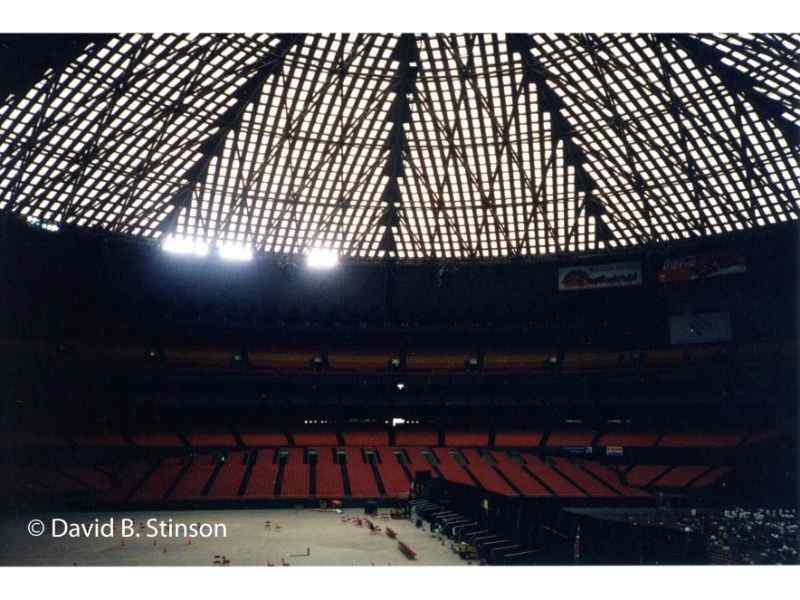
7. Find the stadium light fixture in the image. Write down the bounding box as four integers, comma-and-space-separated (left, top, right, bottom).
305, 248, 339, 270
217, 242, 254, 262
161, 234, 209, 257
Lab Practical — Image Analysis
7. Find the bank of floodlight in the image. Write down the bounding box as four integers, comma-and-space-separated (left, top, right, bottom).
305, 248, 339, 270
161, 234, 209, 257
217, 242, 254, 262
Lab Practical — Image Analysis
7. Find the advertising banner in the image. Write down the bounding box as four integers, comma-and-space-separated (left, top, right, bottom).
558, 261, 642, 291
658, 251, 746, 283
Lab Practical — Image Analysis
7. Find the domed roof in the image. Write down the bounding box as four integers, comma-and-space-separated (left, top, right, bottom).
1, 33, 798, 260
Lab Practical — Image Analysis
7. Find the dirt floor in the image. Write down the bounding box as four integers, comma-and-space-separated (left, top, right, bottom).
0, 508, 470, 566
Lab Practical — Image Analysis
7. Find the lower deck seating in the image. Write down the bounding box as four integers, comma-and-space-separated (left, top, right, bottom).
315, 449, 344, 498
8, 446, 739, 503
376, 448, 411, 497
207, 451, 248, 498
244, 450, 277, 498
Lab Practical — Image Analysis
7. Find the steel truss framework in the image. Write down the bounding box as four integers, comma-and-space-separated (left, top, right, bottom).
0, 33, 798, 261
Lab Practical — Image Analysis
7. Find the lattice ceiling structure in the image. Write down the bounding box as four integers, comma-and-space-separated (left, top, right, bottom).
1, 33, 798, 261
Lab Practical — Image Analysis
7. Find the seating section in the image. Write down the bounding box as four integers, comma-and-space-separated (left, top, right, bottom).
240, 432, 288, 447
596, 432, 658, 447
207, 451, 248, 498
494, 431, 542, 447
395, 430, 437, 446
133, 458, 185, 500
376, 448, 411, 497
281, 448, 309, 497
344, 448, 379, 497
292, 432, 338, 446
490, 452, 551, 497
659, 432, 744, 448
244, 449, 278, 498
546, 431, 594, 447
460, 449, 515, 495
343, 431, 389, 446
522, 455, 585, 497
185, 431, 236, 448
444, 432, 489, 447
7, 427, 764, 451
171, 455, 216, 500
315, 450, 345, 498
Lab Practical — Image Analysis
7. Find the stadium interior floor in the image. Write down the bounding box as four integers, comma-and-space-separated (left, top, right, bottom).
0, 507, 470, 566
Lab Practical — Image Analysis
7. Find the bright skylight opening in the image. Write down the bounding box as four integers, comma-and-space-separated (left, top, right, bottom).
1, 33, 797, 261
